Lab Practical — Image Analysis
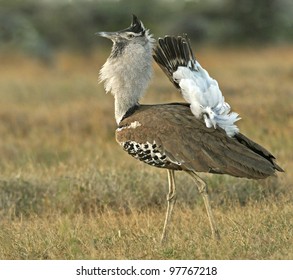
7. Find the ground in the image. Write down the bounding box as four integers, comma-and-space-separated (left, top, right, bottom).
0, 46, 292, 259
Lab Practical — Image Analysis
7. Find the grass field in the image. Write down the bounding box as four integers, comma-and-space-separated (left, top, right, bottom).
0, 46, 292, 259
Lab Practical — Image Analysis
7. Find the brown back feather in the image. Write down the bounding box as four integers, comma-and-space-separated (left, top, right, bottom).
117, 104, 283, 179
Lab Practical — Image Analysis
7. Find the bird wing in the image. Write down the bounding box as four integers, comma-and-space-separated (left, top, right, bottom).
117, 104, 278, 179
153, 35, 240, 137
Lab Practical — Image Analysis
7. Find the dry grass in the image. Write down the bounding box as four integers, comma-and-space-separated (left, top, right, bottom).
0, 46, 292, 259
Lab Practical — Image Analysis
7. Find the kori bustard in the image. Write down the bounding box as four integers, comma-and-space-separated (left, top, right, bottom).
97, 15, 283, 242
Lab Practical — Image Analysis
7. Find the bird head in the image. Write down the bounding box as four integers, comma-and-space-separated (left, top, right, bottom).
98, 15, 154, 124
97, 15, 153, 55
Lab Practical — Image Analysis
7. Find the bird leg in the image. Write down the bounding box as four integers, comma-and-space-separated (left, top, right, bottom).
186, 171, 220, 240
161, 169, 177, 243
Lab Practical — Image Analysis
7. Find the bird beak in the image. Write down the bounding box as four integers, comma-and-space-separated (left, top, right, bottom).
96, 31, 119, 41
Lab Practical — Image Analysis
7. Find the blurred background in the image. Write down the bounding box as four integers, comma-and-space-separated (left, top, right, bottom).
1, 0, 293, 259
1, 0, 293, 61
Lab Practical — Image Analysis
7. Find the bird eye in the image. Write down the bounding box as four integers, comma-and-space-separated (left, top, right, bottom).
128, 34, 134, 38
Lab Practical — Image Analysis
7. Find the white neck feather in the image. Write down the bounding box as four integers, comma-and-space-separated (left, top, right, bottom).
100, 40, 153, 124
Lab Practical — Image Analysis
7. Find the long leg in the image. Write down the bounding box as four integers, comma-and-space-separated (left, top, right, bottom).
161, 169, 177, 243
185, 171, 220, 240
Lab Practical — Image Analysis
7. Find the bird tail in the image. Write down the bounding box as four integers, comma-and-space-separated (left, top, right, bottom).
153, 35, 195, 89
153, 35, 240, 137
